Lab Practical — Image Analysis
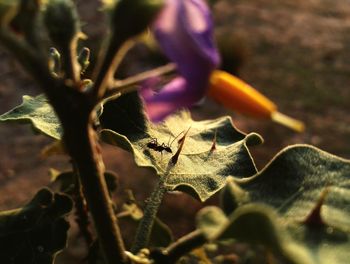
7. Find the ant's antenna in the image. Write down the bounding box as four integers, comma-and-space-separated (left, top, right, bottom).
169, 131, 184, 147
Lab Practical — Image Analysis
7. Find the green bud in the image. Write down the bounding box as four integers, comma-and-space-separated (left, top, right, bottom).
43, 0, 80, 48
0, 0, 20, 27
110, 0, 164, 40
77, 47, 90, 74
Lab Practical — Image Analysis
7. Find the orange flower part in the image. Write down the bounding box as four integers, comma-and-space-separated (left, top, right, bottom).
208, 70, 305, 132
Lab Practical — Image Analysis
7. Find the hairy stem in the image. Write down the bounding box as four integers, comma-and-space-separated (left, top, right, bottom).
132, 165, 173, 253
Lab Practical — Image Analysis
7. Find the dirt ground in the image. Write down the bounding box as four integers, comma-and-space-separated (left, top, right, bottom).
0, 0, 349, 262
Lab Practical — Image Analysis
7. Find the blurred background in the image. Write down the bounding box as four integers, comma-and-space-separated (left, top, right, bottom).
0, 0, 349, 261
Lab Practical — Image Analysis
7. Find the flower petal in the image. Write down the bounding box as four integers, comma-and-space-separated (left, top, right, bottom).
140, 0, 220, 122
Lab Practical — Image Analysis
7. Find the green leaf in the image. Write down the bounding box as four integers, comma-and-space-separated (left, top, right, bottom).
239, 145, 350, 228
0, 188, 73, 264
197, 204, 313, 264
225, 145, 350, 264
101, 111, 260, 201
220, 176, 249, 215
0, 94, 62, 139
196, 206, 228, 241
99, 91, 148, 136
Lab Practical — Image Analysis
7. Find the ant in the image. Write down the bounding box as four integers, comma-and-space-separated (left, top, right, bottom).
147, 138, 173, 154
146, 130, 186, 155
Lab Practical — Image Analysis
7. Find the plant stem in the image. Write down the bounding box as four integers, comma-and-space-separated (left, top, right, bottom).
164, 230, 207, 263
92, 36, 134, 100
62, 112, 128, 264
0, 31, 128, 264
60, 37, 80, 83
132, 165, 173, 253
150, 230, 207, 264
72, 163, 93, 247
104, 63, 177, 98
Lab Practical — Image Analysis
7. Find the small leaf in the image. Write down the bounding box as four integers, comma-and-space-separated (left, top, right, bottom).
101, 111, 260, 201
41, 140, 66, 158
0, 94, 62, 139
0, 188, 73, 264
50, 170, 76, 194
196, 206, 228, 241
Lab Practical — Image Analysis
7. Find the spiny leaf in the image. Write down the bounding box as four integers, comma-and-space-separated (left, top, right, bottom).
226, 145, 350, 264
101, 111, 261, 201
0, 188, 73, 264
239, 145, 350, 228
0, 94, 62, 139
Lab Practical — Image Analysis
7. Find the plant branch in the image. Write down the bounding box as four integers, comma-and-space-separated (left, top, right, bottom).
103, 63, 177, 98
165, 230, 207, 263
92, 36, 134, 100
150, 230, 207, 264
72, 162, 93, 247
60, 36, 80, 84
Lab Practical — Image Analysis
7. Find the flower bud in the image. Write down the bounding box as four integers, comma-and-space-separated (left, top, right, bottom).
48, 47, 61, 75
43, 0, 80, 48
110, 0, 164, 40
77, 47, 90, 74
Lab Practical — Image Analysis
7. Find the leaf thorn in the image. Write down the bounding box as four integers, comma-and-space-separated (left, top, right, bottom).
171, 126, 191, 165
302, 185, 330, 227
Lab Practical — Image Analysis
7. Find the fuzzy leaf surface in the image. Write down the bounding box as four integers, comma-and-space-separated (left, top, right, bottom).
224, 145, 350, 264
101, 111, 260, 201
0, 94, 62, 139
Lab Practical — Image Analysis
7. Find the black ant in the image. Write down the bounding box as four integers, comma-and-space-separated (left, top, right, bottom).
146, 131, 186, 155
147, 138, 173, 154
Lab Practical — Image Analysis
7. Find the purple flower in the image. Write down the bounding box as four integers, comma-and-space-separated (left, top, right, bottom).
140, 0, 220, 122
